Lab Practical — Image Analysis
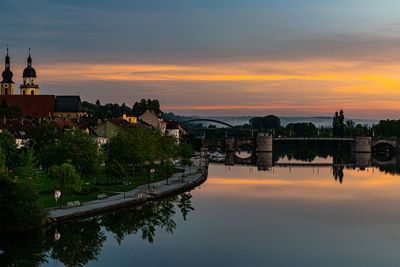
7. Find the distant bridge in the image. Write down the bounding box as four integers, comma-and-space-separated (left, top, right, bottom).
203, 136, 399, 153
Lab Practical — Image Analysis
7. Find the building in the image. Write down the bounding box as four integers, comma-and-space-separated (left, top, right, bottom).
139, 109, 166, 134
121, 114, 137, 124
20, 48, 39, 95
53, 96, 86, 119
93, 120, 121, 145
0, 48, 82, 119
166, 120, 187, 142
0, 95, 55, 118
0, 118, 37, 148
1, 48, 14, 95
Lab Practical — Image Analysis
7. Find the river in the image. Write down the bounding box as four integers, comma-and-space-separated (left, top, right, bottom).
2, 153, 400, 266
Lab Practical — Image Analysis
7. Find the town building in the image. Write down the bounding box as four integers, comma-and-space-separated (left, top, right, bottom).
20, 48, 39, 95
1, 48, 14, 95
53, 96, 86, 119
139, 109, 166, 134
0, 48, 83, 119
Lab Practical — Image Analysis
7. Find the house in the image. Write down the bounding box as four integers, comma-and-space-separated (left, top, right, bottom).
121, 114, 137, 124
93, 120, 121, 145
139, 109, 166, 134
53, 96, 86, 120
0, 118, 37, 148
166, 120, 187, 143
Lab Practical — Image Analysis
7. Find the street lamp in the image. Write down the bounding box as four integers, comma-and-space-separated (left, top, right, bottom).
148, 168, 155, 190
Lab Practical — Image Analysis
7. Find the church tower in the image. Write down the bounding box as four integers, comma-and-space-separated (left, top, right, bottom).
20, 48, 39, 95
1, 47, 15, 95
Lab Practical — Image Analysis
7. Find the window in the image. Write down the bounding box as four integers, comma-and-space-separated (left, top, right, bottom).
31, 90, 34, 95
31, 78, 34, 83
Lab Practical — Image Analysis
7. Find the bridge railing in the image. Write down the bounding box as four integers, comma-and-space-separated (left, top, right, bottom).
273, 137, 355, 141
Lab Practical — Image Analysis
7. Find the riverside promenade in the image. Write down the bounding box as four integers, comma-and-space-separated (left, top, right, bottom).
50, 158, 208, 222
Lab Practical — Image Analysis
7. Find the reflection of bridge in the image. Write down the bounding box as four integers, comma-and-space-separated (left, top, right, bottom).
203, 136, 399, 153
220, 151, 399, 170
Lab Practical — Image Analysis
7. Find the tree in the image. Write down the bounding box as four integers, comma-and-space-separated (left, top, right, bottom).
0, 147, 5, 173
46, 129, 100, 178
250, 115, 281, 132
285, 122, 318, 137
333, 110, 345, 137
0, 173, 46, 233
17, 147, 38, 180
132, 99, 161, 116
0, 130, 19, 170
106, 160, 126, 184
28, 122, 62, 169
51, 163, 82, 208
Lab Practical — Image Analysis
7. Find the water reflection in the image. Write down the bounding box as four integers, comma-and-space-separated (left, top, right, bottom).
0, 193, 194, 267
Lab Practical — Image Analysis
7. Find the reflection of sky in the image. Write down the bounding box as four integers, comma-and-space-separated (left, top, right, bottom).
65, 163, 400, 266
276, 155, 333, 164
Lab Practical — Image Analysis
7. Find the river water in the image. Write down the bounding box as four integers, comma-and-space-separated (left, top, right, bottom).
3, 154, 400, 266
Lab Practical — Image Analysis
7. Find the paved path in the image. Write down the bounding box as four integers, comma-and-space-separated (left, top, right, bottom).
50, 163, 207, 220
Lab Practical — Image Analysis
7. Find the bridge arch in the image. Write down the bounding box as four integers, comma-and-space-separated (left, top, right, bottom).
371, 139, 397, 151
181, 119, 236, 128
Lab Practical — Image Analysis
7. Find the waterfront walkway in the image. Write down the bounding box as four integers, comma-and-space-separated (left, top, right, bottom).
50, 160, 208, 221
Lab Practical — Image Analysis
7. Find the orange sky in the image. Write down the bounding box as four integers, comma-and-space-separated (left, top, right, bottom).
26, 59, 400, 118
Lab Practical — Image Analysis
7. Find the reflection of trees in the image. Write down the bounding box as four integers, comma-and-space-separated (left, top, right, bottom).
274, 142, 353, 164
0, 230, 50, 267
178, 193, 195, 221
0, 194, 195, 266
50, 218, 106, 267
333, 166, 344, 184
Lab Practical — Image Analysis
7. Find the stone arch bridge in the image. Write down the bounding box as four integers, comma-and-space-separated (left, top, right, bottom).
202, 136, 400, 153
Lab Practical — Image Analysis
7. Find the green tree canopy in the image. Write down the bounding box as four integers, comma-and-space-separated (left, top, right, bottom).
0, 174, 46, 233
0, 130, 18, 170
250, 115, 281, 131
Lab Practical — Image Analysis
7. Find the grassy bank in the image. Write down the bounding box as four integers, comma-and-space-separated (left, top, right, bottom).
32, 166, 183, 208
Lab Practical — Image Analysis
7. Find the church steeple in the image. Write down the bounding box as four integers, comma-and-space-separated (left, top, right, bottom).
20, 48, 39, 95
27, 48, 32, 67
5, 47, 10, 69
1, 46, 15, 95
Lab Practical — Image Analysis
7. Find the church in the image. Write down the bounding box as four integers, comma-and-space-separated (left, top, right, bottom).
0, 48, 84, 119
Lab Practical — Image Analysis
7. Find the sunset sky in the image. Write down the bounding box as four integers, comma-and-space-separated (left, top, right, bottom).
3, 0, 400, 118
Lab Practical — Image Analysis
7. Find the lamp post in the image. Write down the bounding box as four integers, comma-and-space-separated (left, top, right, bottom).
148, 168, 155, 191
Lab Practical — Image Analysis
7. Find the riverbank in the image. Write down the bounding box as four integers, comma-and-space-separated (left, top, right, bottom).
49, 157, 208, 222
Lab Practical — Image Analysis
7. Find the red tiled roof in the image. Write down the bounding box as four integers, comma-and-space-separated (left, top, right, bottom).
0, 95, 55, 118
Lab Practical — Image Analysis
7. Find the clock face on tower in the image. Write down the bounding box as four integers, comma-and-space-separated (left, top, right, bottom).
4, 84, 8, 88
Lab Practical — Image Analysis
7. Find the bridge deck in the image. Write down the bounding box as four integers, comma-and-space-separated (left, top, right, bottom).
274, 137, 355, 141
274, 163, 355, 167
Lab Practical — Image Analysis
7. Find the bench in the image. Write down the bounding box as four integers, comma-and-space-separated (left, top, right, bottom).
66, 201, 81, 208
97, 193, 107, 199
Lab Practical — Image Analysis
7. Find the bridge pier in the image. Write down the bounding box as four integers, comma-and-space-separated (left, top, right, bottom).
225, 137, 235, 152
354, 137, 372, 153
354, 153, 372, 169
256, 152, 273, 170
257, 134, 273, 152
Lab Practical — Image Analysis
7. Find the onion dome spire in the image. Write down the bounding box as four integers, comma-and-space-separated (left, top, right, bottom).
23, 48, 36, 78
5, 45, 10, 69
27, 47, 32, 67
2, 46, 13, 83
